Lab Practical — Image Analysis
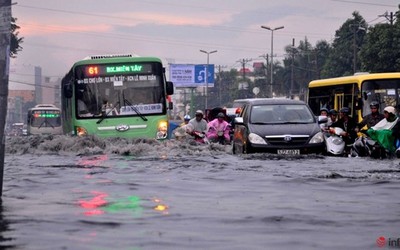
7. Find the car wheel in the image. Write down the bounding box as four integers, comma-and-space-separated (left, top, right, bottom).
244, 140, 253, 154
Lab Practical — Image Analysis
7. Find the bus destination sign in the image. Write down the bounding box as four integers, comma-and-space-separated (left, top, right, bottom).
86, 64, 152, 76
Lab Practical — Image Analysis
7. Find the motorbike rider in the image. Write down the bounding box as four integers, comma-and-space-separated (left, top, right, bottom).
320, 107, 329, 117
206, 112, 231, 144
180, 114, 191, 126
391, 110, 400, 157
320, 108, 336, 131
366, 106, 399, 155
328, 109, 338, 126
355, 101, 385, 132
330, 107, 358, 152
188, 110, 208, 139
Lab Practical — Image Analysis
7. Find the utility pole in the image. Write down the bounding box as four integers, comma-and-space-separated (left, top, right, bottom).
0, 0, 11, 197
260, 54, 269, 97
216, 65, 227, 106
350, 23, 366, 74
237, 59, 252, 98
237, 58, 252, 80
379, 11, 397, 25
290, 38, 295, 99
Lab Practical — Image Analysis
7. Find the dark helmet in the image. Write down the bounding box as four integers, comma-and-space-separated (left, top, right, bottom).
320, 108, 329, 115
370, 101, 379, 109
329, 109, 338, 115
339, 107, 350, 115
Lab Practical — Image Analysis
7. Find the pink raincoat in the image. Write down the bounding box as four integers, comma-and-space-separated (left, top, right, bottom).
206, 118, 231, 143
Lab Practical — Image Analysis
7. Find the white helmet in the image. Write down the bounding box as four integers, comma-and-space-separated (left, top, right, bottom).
184, 115, 191, 120
384, 106, 396, 114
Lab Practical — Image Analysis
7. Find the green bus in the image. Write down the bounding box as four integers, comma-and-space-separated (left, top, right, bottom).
307, 72, 400, 123
61, 54, 174, 139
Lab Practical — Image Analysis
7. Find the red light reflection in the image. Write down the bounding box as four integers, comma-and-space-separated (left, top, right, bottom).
77, 154, 109, 167
78, 191, 108, 216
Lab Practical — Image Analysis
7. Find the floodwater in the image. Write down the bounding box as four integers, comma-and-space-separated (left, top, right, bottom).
1, 135, 400, 250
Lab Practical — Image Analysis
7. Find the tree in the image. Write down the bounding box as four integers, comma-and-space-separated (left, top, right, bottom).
322, 11, 367, 77
359, 8, 400, 72
10, 17, 23, 58
281, 37, 321, 99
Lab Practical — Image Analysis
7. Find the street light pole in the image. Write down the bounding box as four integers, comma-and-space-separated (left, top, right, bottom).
349, 24, 365, 74
261, 25, 284, 98
200, 49, 217, 110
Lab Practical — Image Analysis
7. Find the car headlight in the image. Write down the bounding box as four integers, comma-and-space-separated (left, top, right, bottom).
248, 133, 267, 144
309, 132, 324, 144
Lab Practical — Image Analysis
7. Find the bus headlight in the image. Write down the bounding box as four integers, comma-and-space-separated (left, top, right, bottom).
76, 126, 88, 137
156, 121, 168, 139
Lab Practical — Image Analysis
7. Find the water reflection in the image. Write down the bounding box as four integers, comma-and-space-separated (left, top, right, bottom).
78, 191, 108, 216
0, 202, 15, 249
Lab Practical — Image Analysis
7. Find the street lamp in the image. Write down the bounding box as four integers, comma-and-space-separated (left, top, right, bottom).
261, 25, 284, 97
349, 24, 366, 74
199, 49, 217, 110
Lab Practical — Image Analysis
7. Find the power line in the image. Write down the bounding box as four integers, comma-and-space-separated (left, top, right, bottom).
331, 0, 397, 7
9, 79, 59, 89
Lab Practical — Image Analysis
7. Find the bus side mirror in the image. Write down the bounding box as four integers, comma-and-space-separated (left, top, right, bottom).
168, 101, 173, 110
166, 81, 174, 95
63, 79, 73, 98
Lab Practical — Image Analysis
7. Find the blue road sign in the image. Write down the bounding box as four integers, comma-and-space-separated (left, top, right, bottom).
194, 64, 214, 84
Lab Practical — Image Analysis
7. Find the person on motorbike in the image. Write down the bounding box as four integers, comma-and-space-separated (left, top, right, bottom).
320, 108, 337, 131
355, 101, 385, 132
173, 114, 192, 140
330, 107, 358, 154
206, 112, 231, 144
320, 107, 329, 117
366, 106, 399, 154
391, 111, 400, 157
188, 110, 208, 141
328, 109, 338, 126
180, 114, 191, 126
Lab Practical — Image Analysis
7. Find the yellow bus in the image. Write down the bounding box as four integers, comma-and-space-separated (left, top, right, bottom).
307, 72, 400, 122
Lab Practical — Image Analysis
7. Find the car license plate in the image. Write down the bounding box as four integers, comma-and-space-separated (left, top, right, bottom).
277, 149, 300, 155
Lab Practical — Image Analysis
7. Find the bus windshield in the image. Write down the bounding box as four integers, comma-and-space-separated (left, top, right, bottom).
74, 62, 166, 119
361, 79, 400, 116
30, 110, 62, 128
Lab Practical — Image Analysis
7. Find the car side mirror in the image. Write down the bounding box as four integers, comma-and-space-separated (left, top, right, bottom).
234, 117, 244, 125
317, 115, 328, 124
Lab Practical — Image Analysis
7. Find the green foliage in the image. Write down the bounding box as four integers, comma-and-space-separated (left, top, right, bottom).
359, 23, 400, 72
322, 11, 367, 77
10, 17, 23, 58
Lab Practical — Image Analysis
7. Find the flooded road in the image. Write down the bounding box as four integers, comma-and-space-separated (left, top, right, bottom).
1, 135, 400, 249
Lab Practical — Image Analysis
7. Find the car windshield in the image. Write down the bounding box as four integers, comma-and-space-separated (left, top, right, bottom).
250, 104, 315, 124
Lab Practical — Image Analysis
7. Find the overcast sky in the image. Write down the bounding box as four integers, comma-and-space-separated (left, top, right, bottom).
10, 0, 399, 78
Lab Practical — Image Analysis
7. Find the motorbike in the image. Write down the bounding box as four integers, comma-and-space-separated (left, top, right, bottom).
173, 124, 209, 144
323, 127, 346, 156
206, 124, 231, 145
192, 131, 209, 144
351, 132, 390, 159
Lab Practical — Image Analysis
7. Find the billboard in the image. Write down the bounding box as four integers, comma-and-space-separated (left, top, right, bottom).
170, 64, 215, 88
